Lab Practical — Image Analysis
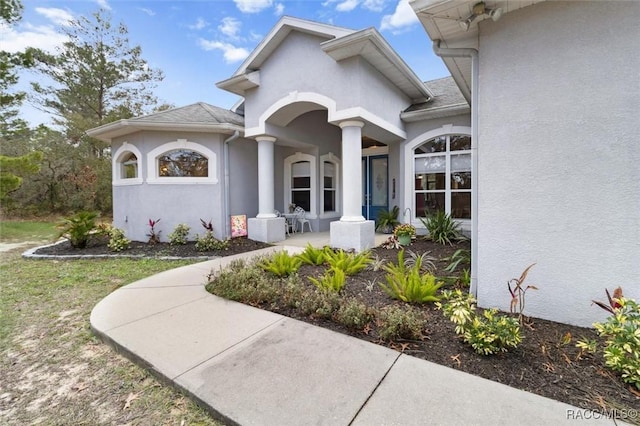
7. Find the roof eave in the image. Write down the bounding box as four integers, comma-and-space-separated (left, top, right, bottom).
216, 71, 260, 97
87, 121, 245, 142
400, 103, 470, 122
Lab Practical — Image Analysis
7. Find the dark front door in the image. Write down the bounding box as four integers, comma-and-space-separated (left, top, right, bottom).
362, 155, 388, 220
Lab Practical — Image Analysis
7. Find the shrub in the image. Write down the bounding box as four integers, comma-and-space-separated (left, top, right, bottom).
146, 218, 161, 244
168, 223, 190, 245
57, 211, 99, 248
591, 297, 640, 390
438, 289, 522, 355
195, 230, 229, 252
443, 248, 471, 273
334, 298, 374, 331
376, 206, 400, 233
324, 248, 371, 275
260, 250, 302, 277
295, 290, 341, 319
404, 249, 436, 273
507, 263, 538, 325
380, 250, 443, 303
206, 263, 280, 305
308, 268, 346, 293
297, 243, 327, 266
420, 210, 459, 245
377, 305, 426, 341
107, 227, 130, 252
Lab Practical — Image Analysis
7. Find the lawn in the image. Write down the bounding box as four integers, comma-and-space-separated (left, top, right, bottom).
0, 224, 222, 425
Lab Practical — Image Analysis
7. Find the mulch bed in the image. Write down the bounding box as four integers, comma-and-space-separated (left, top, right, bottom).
32, 235, 639, 418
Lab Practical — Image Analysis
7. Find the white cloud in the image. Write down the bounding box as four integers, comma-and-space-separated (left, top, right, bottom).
189, 17, 209, 30
336, 0, 359, 12
0, 22, 68, 53
324, 0, 386, 13
249, 31, 262, 42
198, 39, 250, 63
34, 7, 74, 26
219, 17, 241, 39
234, 0, 273, 14
138, 7, 156, 17
363, 0, 386, 12
95, 0, 111, 11
380, 0, 418, 33
274, 3, 285, 16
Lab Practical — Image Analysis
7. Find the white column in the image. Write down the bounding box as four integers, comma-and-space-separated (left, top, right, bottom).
256, 136, 276, 218
339, 120, 365, 222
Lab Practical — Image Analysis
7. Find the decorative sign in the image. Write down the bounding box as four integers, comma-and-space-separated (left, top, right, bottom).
230, 215, 247, 238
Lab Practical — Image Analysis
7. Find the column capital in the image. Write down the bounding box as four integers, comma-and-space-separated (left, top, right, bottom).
255, 135, 277, 143
338, 120, 365, 130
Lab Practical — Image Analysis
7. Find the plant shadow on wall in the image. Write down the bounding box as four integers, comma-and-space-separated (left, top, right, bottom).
206, 241, 639, 420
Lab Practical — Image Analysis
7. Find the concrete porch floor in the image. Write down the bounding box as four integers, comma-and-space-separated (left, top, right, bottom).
272, 230, 389, 249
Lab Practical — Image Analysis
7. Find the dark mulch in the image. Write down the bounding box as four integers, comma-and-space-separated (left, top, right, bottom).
33, 235, 640, 418
32, 235, 271, 258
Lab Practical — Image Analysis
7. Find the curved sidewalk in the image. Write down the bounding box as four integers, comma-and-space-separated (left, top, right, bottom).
90, 246, 618, 426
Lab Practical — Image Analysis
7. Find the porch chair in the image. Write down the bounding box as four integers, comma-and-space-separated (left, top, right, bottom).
294, 206, 312, 234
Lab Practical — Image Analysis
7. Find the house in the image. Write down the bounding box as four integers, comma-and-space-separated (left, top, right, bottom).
88, 1, 639, 327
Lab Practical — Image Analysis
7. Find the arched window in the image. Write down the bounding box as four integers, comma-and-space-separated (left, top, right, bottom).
112, 142, 143, 185
284, 152, 316, 216
320, 153, 340, 217
414, 134, 471, 219
147, 140, 218, 184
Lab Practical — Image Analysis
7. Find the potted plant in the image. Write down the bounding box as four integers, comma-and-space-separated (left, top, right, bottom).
394, 223, 416, 246
376, 206, 400, 234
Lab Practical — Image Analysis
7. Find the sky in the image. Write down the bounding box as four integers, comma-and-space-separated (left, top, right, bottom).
4, 0, 451, 127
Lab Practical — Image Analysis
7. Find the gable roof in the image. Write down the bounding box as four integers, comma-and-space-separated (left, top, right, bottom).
86, 102, 244, 142
401, 76, 469, 121
217, 16, 433, 103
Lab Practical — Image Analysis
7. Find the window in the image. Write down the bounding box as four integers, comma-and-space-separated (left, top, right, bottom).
320, 153, 340, 215
284, 152, 317, 216
158, 149, 208, 177
112, 142, 143, 185
414, 134, 471, 219
146, 140, 218, 184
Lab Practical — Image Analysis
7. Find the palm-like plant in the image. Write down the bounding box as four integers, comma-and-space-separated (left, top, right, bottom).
57, 211, 99, 248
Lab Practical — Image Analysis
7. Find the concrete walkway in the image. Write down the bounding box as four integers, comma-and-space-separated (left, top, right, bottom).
90, 245, 618, 426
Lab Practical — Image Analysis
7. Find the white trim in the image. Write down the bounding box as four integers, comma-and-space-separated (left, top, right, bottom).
320, 152, 341, 218
146, 139, 218, 185
403, 125, 472, 225
244, 92, 406, 140
112, 142, 143, 186
284, 152, 317, 218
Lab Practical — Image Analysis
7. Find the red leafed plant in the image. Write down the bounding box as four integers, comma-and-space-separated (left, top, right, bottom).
508, 263, 538, 325
200, 219, 214, 232
592, 287, 623, 314
147, 218, 161, 244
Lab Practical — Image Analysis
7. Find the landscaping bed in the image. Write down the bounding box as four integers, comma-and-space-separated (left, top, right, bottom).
206, 238, 639, 421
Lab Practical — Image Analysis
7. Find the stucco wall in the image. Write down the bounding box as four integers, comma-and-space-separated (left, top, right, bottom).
228, 138, 259, 225
476, 1, 640, 326
244, 31, 410, 132
112, 131, 226, 241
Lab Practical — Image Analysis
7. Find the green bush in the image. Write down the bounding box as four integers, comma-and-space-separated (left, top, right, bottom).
195, 230, 229, 252
376, 206, 400, 233
168, 223, 190, 245
334, 298, 374, 331
438, 289, 522, 355
592, 298, 640, 390
56, 211, 99, 248
324, 248, 371, 276
380, 250, 443, 303
206, 263, 280, 305
297, 243, 327, 266
295, 290, 341, 319
420, 210, 460, 245
260, 250, 302, 277
107, 227, 130, 252
308, 267, 346, 293
444, 248, 471, 273
377, 305, 426, 341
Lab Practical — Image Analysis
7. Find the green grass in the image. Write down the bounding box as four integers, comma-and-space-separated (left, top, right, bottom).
0, 244, 222, 425
0, 220, 59, 242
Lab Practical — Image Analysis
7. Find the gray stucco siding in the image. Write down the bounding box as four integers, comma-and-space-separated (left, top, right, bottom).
476, 0, 640, 326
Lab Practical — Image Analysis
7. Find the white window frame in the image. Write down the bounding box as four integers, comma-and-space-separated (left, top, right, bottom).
404, 125, 472, 229
147, 139, 218, 184
112, 142, 143, 186
284, 152, 317, 219
320, 152, 340, 218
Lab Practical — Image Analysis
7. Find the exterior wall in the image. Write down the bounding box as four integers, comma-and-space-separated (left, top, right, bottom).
243, 31, 411, 132
476, 1, 640, 326
228, 138, 259, 225
112, 131, 226, 241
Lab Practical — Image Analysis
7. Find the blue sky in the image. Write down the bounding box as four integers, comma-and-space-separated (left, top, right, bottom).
5, 0, 450, 127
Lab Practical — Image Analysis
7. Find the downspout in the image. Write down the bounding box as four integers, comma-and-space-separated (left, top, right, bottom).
432, 40, 479, 297
223, 130, 240, 238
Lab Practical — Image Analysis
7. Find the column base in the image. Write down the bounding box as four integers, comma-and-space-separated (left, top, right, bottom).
330, 220, 375, 252
248, 217, 285, 243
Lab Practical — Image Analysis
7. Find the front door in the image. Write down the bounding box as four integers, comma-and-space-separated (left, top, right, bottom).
362, 155, 388, 220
